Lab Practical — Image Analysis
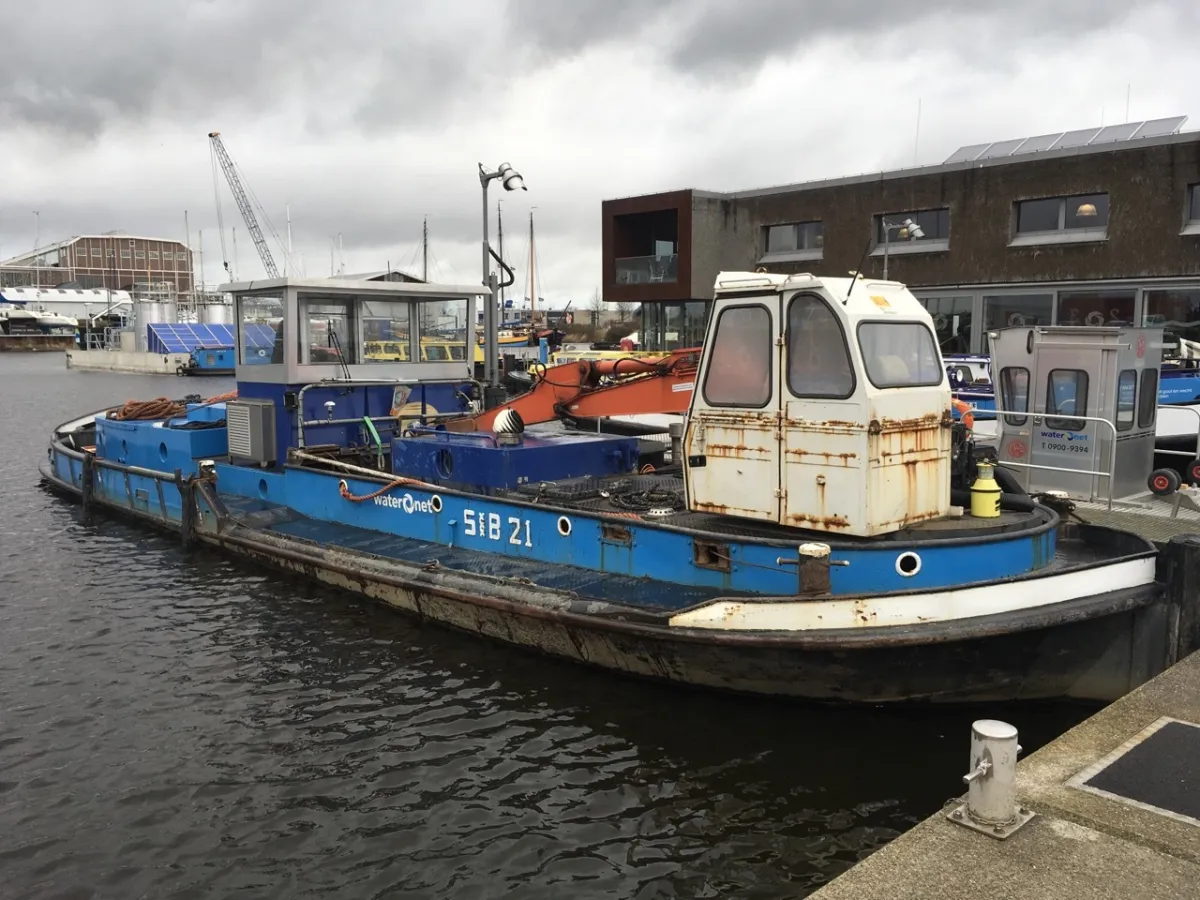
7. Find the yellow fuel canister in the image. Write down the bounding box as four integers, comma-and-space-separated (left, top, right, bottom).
970, 461, 1002, 518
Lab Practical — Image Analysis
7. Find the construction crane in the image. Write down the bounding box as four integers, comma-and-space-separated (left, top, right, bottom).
208, 131, 280, 279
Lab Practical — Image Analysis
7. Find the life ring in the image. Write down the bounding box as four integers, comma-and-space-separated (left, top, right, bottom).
257, 348, 268, 358
952, 398, 975, 431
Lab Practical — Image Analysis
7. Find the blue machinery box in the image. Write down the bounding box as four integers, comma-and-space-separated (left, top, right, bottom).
391, 430, 639, 493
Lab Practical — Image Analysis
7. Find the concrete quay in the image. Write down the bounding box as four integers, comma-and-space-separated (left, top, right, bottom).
65, 348, 189, 375
810, 649, 1200, 900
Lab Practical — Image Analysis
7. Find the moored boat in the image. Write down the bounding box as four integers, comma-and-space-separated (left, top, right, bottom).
40, 272, 1179, 703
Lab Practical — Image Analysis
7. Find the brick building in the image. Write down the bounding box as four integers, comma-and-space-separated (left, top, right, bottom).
601, 116, 1200, 352
1, 232, 194, 296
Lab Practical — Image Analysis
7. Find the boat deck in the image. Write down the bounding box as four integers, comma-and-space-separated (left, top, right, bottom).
220, 495, 750, 618
1072, 491, 1200, 546
499, 472, 1047, 545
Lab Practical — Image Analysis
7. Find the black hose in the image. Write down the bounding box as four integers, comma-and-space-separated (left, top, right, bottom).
951, 487, 1038, 513
993, 464, 1026, 496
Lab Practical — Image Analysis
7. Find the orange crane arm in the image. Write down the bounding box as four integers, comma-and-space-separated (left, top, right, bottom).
443, 348, 701, 432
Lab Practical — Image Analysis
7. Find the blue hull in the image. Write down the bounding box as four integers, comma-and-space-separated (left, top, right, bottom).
38, 406, 1173, 704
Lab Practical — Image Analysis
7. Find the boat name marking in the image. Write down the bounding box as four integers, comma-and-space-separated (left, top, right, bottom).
463, 508, 533, 547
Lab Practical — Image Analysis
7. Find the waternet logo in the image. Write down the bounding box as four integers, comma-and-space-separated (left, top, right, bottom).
374, 492, 435, 513
1039, 430, 1088, 442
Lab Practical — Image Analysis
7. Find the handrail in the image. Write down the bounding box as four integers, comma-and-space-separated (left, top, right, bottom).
962, 401, 1120, 510
1154, 404, 1200, 461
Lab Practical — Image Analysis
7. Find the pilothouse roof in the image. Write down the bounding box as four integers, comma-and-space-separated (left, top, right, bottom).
713, 271, 931, 320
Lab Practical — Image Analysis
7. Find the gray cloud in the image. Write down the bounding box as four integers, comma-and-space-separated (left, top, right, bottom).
0, 0, 1195, 302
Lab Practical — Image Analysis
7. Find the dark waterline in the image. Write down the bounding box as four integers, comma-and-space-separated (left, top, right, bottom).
0, 353, 1096, 899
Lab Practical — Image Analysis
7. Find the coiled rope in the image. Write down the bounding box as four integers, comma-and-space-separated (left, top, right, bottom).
108, 390, 238, 421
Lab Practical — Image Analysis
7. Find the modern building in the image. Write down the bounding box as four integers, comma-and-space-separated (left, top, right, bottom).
601, 116, 1200, 353
1, 232, 194, 297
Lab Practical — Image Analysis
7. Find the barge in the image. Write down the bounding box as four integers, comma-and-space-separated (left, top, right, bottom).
40, 273, 1184, 703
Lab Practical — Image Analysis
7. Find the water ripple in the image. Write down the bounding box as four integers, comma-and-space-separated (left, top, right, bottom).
0, 355, 1092, 899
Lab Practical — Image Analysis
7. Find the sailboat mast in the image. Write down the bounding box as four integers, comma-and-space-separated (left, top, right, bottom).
529, 211, 536, 325
422, 215, 428, 282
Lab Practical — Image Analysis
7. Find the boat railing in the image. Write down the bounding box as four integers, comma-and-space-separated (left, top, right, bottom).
1153, 405, 1200, 461
960, 401, 1120, 510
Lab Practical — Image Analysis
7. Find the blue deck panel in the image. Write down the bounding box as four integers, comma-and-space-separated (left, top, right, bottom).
218, 495, 738, 612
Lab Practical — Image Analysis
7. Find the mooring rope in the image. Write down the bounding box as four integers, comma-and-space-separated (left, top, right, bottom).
108, 390, 239, 421
337, 477, 432, 502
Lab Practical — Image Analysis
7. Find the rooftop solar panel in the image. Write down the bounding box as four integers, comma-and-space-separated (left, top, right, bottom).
1132, 115, 1188, 138
1016, 132, 1064, 153
978, 138, 1028, 159
944, 142, 992, 164
1054, 127, 1104, 149
1092, 122, 1143, 143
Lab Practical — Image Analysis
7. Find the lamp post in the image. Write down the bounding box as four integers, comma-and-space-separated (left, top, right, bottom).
479, 162, 526, 392
880, 217, 924, 281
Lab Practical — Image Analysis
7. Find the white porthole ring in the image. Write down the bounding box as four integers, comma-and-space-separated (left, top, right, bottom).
431, 495, 443, 513
896, 551, 922, 577
557, 516, 572, 537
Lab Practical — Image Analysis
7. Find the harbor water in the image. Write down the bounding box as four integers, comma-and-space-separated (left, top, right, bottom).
0, 353, 1095, 899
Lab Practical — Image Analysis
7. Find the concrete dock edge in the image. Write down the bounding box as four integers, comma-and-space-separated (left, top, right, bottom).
808, 650, 1200, 900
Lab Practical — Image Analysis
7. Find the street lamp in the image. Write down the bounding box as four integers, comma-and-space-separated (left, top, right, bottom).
880, 217, 924, 281
479, 162, 526, 391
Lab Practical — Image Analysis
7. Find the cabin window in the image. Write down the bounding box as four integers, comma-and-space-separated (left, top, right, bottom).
1116, 370, 1137, 431
300, 297, 356, 365
417, 297, 469, 363
857, 322, 942, 388
237, 293, 285, 365
361, 299, 411, 363
702, 304, 773, 407
999, 367, 1029, 426
1138, 368, 1159, 429
786, 294, 854, 398
1045, 369, 1089, 431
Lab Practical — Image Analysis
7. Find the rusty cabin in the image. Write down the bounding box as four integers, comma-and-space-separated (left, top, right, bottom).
682, 271, 952, 537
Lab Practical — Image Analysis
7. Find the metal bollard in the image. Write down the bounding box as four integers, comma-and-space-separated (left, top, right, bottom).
947, 719, 1035, 839
668, 421, 683, 464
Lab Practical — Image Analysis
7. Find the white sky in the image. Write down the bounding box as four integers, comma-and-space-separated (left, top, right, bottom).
0, 0, 1195, 304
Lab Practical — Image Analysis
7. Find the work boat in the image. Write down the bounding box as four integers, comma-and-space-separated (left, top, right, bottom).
41, 274, 1173, 703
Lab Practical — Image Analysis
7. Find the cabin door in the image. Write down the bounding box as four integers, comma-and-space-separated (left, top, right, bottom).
780, 292, 864, 533
683, 298, 783, 523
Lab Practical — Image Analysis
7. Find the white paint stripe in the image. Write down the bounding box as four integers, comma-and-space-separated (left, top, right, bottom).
668, 558, 1157, 631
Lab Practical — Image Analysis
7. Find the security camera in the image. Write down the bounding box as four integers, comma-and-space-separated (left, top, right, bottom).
903, 218, 925, 240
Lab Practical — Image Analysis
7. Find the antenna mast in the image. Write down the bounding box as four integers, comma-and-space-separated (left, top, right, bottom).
422, 215, 429, 282
496, 202, 505, 311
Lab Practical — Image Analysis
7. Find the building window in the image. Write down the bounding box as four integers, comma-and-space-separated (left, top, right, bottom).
1144, 289, 1200, 351
135, 249, 145, 259
1056, 290, 1134, 327
983, 294, 1052, 331
702, 305, 773, 408
858, 322, 942, 388
869, 209, 950, 258
999, 367, 1029, 426
176, 252, 188, 262
1046, 369, 1088, 432
918, 296, 972, 354
641, 301, 710, 351
760, 221, 823, 263
149, 250, 159, 260
1138, 369, 1158, 429
91, 248, 101, 257
787, 294, 854, 398
1185, 184, 1200, 234
76, 249, 88, 261
120, 249, 131, 260
1012, 194, 1108, 246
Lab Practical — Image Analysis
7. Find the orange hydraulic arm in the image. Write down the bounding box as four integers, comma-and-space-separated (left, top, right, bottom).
444, 348, 701, 432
